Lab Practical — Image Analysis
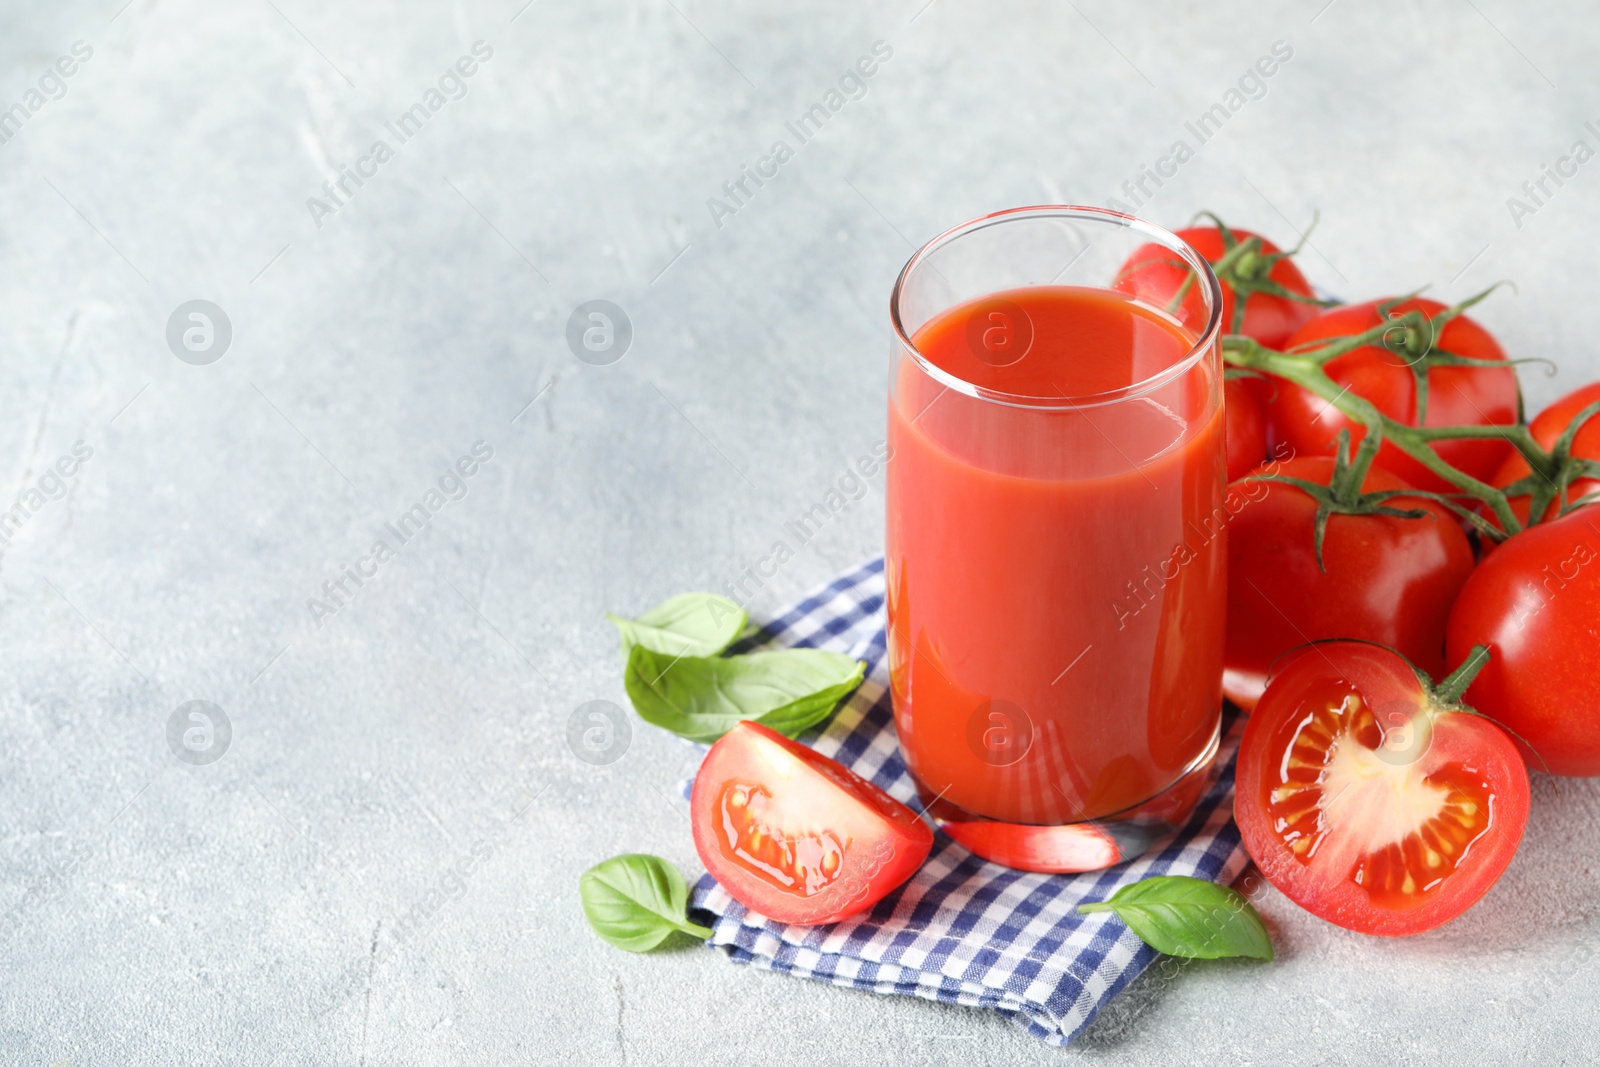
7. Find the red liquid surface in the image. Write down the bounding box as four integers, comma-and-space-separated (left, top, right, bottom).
886, 286, 1225, 825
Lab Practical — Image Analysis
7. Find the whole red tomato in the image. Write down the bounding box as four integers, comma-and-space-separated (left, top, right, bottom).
1446, 508, 1600, 775
1225, 377, 1268, 481
1268, 298, 1519, 493
1489, 380, 1600, 527
1224, 456, 1476, 710
1116, 225, 1320, 348
1235, 641, 1529, 936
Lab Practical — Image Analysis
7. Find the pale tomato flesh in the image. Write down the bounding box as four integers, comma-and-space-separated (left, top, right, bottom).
691, 721, 933, 926
1264, 688, 1493, 909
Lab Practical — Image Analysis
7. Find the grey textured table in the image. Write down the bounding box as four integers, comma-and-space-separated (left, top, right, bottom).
3, 1, 1598, 1063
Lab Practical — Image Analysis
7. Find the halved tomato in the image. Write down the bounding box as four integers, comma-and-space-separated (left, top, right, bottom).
1234, 642, 1529, 936
691, 721, 933, 925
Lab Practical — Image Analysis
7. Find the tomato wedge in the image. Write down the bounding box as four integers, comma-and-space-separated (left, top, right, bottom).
691, 721, 933, 925
1235, 642, 1529, 936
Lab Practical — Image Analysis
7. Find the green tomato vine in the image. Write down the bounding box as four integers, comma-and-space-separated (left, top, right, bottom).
1221, 287, 1600, 542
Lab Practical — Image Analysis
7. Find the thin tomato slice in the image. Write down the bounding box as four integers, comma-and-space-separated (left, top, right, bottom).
691, 721, 933, 926
1235, 642, 1529, 936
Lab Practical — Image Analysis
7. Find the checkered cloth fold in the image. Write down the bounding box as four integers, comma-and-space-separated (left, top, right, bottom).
685, 557, 1249, 1046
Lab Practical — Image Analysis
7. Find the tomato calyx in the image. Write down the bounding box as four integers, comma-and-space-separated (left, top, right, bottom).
1422, 642, 1555, 777
1222, 286, 1569, 539
1429, 643, 1490, 708
1298, 639, 1489, 715
1240, 429, 1430, 571
1385, 641, 1553, 776
1193, 210, 1335, 333
1496, 395, 1600, 524
1361, 286, 1547, 427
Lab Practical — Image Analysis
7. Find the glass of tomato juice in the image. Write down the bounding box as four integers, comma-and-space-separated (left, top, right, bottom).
886, 206, 1227, 872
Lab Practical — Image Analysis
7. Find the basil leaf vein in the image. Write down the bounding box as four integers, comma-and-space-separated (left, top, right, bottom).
580, 853, 712, 953
1077, 875, 1273, 961
623, 644, 866, 744
606, 592, 747, 657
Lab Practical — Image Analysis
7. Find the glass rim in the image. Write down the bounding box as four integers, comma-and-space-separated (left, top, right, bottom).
888, 205, 1224, 411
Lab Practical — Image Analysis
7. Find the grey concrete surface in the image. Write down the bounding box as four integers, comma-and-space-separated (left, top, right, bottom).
2, 0, 1600, 1063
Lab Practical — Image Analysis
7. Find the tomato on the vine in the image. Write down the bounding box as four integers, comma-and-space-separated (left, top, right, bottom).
1117, 223, 1321, 348
1225, 377, 1269, 481
1235, 641, 1529, 936
1489, 380, 1600, 527
1224, 456, 1476, 710
1446, 508, 1600, 776
1119, 223, 1319, 473
1268, 298, 1519, 493
691, 721, 933, 925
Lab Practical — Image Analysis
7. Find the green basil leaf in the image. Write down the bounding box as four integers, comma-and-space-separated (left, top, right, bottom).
606, 592, 747, 657
623, 644, 866, 744
1077, 875, 1273, 961
580, 853, 712, 953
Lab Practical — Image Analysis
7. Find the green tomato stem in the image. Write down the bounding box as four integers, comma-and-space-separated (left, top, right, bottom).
1434, 645, 1491, 707
1221, 335, 1528, 536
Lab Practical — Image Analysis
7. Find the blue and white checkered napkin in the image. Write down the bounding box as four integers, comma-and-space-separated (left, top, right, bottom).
686, 557, 1250, 1046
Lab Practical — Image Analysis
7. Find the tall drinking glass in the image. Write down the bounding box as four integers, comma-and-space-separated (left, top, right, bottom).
886, 206, 1227, 872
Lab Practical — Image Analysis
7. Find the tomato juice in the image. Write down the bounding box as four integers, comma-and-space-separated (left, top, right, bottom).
886, 284, 1226, 828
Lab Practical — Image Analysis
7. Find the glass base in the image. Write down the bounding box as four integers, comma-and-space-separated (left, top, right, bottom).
914, 720, 1222, 872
